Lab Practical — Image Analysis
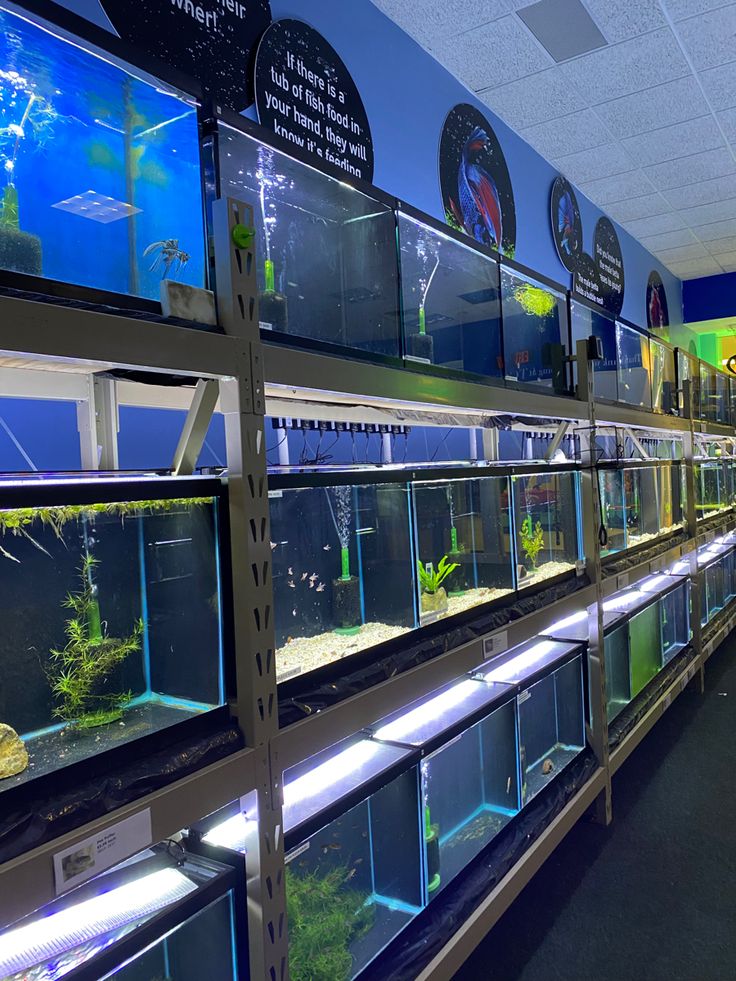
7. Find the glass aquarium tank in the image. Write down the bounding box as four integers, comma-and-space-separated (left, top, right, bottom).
268, 472, 416, 682
694, 459, 730, 520
0, 475, 224, 797
570, 300, 617, 401
500, 266, 568, 391
616, 322, 652, 409
282, 736, 423, 981
659, 578, 690, 664
412, 472, 514, 625
0, 5, 205, 303
0, 844, 242, 981
650, 335, 677, 414
208, 118, 399, 357
371, 678, 519, 899
599, 464, 682, 555
479, 639, 586, 804
397, 210, 502, 377
699, 364, 725, 424
676, 348, 700, 417
511, 469, 581, 587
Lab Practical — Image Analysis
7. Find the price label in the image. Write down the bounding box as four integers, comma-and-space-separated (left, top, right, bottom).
53, 810, 152, 895
484, 630, 509, 659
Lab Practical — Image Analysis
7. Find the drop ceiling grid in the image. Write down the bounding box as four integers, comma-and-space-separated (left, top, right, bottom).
371, 0, 736, 280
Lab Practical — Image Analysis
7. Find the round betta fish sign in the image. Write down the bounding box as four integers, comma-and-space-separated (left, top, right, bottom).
550, 175, 582, 273
593, 217, 624, 316
98, 0, 272, 111
254, 19, 374, 182
646, 270, 669, 330
439, 103, 516, 257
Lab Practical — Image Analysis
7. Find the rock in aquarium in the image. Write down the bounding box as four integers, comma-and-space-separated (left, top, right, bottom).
0, 723, 29, 779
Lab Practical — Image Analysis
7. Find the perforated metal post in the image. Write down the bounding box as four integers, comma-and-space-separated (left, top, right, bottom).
76, 375, 119, 470
213, 197, 289, 981
682, 423, 704, 690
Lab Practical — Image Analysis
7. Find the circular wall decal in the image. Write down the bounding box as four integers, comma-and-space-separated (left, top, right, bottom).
573, 252, 605, 309
439, 103, 516, 256
550, 175, 582, 273
646, 270, 669, 330
255, 19, 374, 182
593, 216, 625, 316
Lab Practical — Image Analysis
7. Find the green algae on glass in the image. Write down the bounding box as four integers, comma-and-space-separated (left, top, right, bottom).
513, 282, 556, 319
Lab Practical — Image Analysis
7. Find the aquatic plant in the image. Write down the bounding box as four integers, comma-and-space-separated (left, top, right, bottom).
50, 554, 143, 728
520, 515, 545, 570
286, 865, 374, 981
417, 554, 460, 595
513, 283, 556, 319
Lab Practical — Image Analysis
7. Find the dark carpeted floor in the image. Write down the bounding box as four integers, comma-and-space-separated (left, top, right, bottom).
454, 637, 736, 981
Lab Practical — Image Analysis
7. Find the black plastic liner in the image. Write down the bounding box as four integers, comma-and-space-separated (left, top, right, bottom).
601, 529, 689, 578
0, 724, 243, 865
359, 748, 599, 981
608, 646, 696, 750
278, 574, 590, 727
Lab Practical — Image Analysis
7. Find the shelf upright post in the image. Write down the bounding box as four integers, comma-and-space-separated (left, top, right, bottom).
576, 339, 612, 826
76, 375, 120, 470
682, 388, 704, 690
212, 196, 289, 981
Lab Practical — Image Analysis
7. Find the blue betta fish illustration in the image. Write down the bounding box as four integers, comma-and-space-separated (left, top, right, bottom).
453, 126, 503, 249
557, 190, 577, 256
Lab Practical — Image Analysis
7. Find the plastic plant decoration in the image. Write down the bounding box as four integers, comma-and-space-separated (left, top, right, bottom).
286, 865, 374, 981
417, 555, 460, 595
519, 515, 545, 570
513, 282, 556, 319
50, 554, 143, 729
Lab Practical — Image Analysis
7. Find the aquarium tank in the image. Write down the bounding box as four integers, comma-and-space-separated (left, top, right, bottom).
570, 300, 617, 401
479, 639, 586, 804
694, 459, 729, 520
0, 844, 241, 981
412, 472, 514, 625
650, 335, 677, 414
599, 464, 682, 556
699, 363, 729, 424
397, 210, 502, 377
676, 348, 700, 417
659, 578, 690, 663
268, 473, 416, 682
501, 266, 568, 391
208, 119, 399, 357
0, 5, 205, 303
615, 322, 652, 409
0, 476, 225, 796
281, 736, 423, 981
371, 678, 519, 899
511, 469, 581, 587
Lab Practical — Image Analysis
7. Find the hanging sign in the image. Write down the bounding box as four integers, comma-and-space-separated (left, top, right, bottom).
646, 270, 669, 329
254, 19, 374, 182
550, 175, 582, 273
593, 217, 624, 317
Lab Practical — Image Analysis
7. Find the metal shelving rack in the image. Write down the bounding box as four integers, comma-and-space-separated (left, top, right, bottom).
1, 200, 736, 980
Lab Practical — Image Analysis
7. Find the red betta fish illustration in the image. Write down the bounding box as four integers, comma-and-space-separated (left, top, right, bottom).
451, 126, 503, 249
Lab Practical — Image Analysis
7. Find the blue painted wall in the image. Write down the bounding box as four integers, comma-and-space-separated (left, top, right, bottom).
683, 271, 736, 324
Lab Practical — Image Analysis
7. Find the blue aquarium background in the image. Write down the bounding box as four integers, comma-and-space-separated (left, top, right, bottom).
0, 6, 205, 301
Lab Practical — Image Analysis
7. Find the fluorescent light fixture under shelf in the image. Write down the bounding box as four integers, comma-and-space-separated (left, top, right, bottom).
372, 679, 485, 744
480, 640, 558, 684
201, 813, 254, 853
544, 609, 587, 634
283, 740, 381, 815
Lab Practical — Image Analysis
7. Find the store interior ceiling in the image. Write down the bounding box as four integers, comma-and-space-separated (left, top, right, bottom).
371, 0, 736, 281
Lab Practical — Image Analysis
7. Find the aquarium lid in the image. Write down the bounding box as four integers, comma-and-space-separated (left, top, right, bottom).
637, 573, 688, 595
542, 608, 590, 642
478, 637, 582, 687
370, 677, 514, 752
0, 472, 223, 509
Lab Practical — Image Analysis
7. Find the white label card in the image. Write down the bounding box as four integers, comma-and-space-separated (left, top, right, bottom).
484, 630, 508, 658
53, 809, 152, 896
285, 841, 310, 864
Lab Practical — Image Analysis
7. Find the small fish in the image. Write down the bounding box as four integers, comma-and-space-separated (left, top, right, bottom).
270, 541, 278, 550
323, 544, 331, 551
354, 858, 364, 865
316, 583, 325, 592
506, 777, 511, 794
326, 843, 341, 851
288, 580, 295, 589
344, 868, 357, 882
309, 580, 315, 589
292, 609, 297, 617
309, 573, 318, 582
288, 567, 294, 576
301, 572, 309, 581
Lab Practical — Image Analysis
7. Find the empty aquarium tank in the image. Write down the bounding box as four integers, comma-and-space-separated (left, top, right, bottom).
500, 266, 568, 391
208, 118, 400, 356
695, 459, 729, 519
268, 472, 416, 681
397, 209, 502, 377
511, 469, 581, 586
0, 5, 205, 302
0, 844, 241, 981
599, 464, 678, 555
0, 476, 224, 795
412, 472, 514, 625
615, 321, 652, 409
570, 300, 618, 401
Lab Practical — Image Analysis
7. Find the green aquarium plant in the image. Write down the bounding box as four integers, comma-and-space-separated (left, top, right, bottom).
417, 554, 460, 616
519, 515, 545, 571
286, 865, 374, 981
50, 554, 143, 728
513, 282, 556, 319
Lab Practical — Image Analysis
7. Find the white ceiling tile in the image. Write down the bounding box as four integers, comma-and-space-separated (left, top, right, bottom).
621, 116, 724, 167
370, 0, 510, 41
666, 257, 724, 278
479, 68, 587, 127
645, 147, 736, 190
719, 106, 736, 143
674, 5, 736, 70
666, 0, 736, 19
522, 109, 610, 157
433, 15, 552, 90
581, 0, 666, 42
654, 242, 710, 263
639, 228, 698, 251
662, 173, 736, 209
690, 217, 736, 240
717, 253, 736, 271
624, 211, 688, 236
593, 76, 709, 139
605, 193, 673, 222
680, 196, 736, 227
699, 62, 736, 110
703, 235, 736, 255
554, 142, 635, 183
577, 171, 657, 205
559, 30, 689, 105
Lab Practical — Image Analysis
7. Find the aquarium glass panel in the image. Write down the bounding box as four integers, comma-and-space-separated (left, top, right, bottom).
511, 470, 580, 587
0, 7, 205, 301
660, 582, 689, 665
412, 475, 514, 626
501, 268, 568, 391
715, 372, 730, 425
655, 464, 683, 534
421, 699, 518, 897
398, 212, 502, 377
650, 337, 677, 413
605, 623, 631, 722
700, 365, 719, 423
285, 768, 423, 981
695, 461, 727, 520
616, 323, 652, 408
677, 350, 700, 416
0, 480, 223, 797
269, 480, 416, 682
704, 559, 725, 623
214, 123, 399, 356
570, 301, 618, 401
625, 467, 662, 548
628, 602, 662, 698
599, 469, 627, 555
518, 655, 585, 804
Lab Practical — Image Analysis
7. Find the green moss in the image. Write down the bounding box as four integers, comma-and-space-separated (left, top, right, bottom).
513, 282, 556, 318
287, 866, 375, 981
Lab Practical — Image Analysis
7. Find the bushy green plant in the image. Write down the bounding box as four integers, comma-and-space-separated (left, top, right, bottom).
417, 554, 460, 594
520, 515, 545, 570
50, 554, 143, 728
286, 866, 374, 981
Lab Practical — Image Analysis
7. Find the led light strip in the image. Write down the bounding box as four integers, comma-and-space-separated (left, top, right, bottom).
0, 867, 196, 976
372, 679, 483, 744
202, 814, 254, 853
481, 640, 558, 684
283, 740, 381, 815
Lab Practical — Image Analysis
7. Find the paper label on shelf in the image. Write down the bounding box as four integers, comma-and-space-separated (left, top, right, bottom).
268, 490, 283, 500
53, 809, 152, 896
575, 560, 586, 576
618, 573, 629, 589
279, 666, 302, 683
405, 355, 432, 365
259, 321, 274, 331
285, 841, 310, 864
518, 690, 532, 705
484, 630, 508, 658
